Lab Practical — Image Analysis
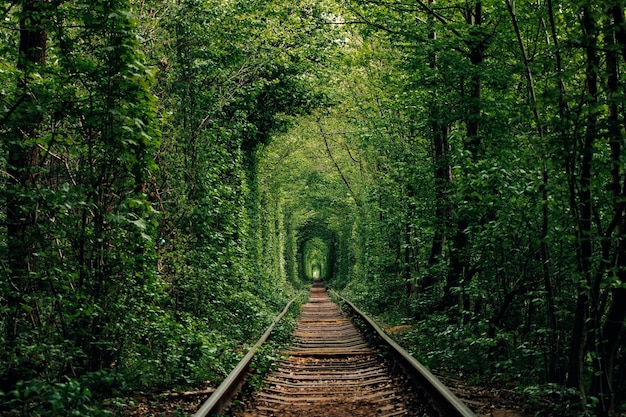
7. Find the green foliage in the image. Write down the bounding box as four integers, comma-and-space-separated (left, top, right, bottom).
303, 237, 331, 280
6, 0, 626, 415
520, 384, 594, 417
1, 374, 115, 417
1, 0, 331, 414
241, 296, 301, 394
260, 0, 626, 414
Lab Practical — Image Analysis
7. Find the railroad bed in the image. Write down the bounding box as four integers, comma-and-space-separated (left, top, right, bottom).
237, 283, 411, 417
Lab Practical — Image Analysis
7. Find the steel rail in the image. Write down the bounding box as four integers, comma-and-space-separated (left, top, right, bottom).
193, 295, 298, 417
332, 290, 476, 417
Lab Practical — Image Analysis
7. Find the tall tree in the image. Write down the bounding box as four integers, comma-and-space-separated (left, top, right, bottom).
3, 0, 50, 387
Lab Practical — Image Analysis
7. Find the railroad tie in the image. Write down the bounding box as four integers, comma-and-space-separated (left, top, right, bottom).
240, 284, 408, 417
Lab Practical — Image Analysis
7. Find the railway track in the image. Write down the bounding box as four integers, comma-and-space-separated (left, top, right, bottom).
240, 283, 406, 416
194, 281, 475, 417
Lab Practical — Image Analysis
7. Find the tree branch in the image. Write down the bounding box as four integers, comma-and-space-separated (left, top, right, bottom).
317, 118, 360, 206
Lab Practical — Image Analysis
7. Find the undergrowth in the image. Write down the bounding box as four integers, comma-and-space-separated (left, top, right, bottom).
226, 291, 304, 415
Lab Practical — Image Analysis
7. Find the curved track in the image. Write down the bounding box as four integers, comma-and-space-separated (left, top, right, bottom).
239, 283, 410, 416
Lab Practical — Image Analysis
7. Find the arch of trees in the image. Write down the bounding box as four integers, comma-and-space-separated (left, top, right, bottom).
2, 0, 626, 416
297, 221, 336, 281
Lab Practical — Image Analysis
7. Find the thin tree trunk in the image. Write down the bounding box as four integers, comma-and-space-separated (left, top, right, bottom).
426, 5, 451, 274
319, 119, 359, 205
6, 0, 48, 319
567, 4, 598, 399
428, 121, 450, 266
3, 0, 48, 389
589, 10, 626, 415
445, 1, 483, 310
464, 2, 483, 155
505, 0, 560, 383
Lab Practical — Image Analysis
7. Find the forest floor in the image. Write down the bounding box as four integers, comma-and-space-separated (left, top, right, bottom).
440, 377, 533, 417
102, 383, 212, 416
106, 322, 546, 416
108, 328, 543, 417
106, 376, 535, 416
384, 325, 535, 417
107, 352, 540, 417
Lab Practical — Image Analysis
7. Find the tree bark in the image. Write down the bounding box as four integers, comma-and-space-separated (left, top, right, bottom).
428, 120, 450, 266
567, 4, 598, 399
589, 10, 626, 415
3, 0, 48, 389
426, 6, 451, 275
6, 0, 48, 317
505, 0, 561, 382
444, 1, 483, 310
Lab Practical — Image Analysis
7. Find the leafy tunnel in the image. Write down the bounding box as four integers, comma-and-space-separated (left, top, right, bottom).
2, 1, 626, 415
297, 220, 336, 281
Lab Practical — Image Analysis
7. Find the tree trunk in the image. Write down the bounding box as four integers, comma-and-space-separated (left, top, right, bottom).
426, 13, 451, 279
428, 122, 451, 265
567, 4, 598, 399
3, 0, 48, 389
5, 0, 48, 320
464, 2, 483, 156
444, 1, 483, 309
506, 0, 561, 383
589, 10, 626, 415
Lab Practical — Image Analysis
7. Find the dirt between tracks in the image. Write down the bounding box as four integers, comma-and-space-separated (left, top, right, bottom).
239, 401, 402, 417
